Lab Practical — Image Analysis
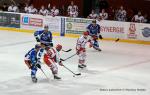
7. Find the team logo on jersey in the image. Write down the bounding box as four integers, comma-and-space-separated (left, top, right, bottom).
67, 23, 72, 29
127, 23, 137, 39
142, 27, 150, 37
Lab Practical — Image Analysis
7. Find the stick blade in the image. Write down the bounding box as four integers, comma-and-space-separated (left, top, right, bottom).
115, 38, 120, 42
75, 73, 81, 75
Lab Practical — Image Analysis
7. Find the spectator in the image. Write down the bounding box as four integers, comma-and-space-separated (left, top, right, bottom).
87, 10, 98, 19
60, 5, 66, 16
127, 9, 134, 21
8, 4, 19, 12
39, 5, 49, 16
2, 3, 8, 11
131, 11, 144, 23
68, 8, 78, 17
99, 9, 108, 20
47, 3, 51, 11
107, 6, 115, 20
8, 4, 14, 12
67, 1, 78, 15
24, 3, 29, 13
50, 6, 59, 16
143, 14, 148, 23
28, 4, 38, 14
115, 6, 127, 21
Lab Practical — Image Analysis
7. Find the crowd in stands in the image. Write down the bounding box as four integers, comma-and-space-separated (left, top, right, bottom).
0, 1, 149, 23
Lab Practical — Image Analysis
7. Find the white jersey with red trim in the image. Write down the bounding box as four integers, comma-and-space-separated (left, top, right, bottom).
76, 35, 89, 50
44, 48, 60, 63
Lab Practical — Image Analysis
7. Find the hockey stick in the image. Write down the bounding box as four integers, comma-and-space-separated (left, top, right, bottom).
63, 65, 81, 76
61, 53, 77, 61
40, 68, 49, 80
99, 37, 120, 42
62, 49, 72, 52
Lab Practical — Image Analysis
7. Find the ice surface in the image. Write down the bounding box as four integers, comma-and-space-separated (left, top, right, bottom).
0, 30, 150, 95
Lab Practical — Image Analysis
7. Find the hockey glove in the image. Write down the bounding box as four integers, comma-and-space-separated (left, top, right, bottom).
35, 63, 41, 69
59, 61, 64, 66
35, 37, 40, 42
49, 43, 53, 47
99, 35, 103, 39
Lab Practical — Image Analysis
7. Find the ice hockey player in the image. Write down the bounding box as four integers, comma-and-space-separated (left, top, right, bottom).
87, 19, 102, 51
34, 25, 53, 48
43, 44, 64, 79
24, 44, 41, 83
34, 25, 53, 65
76, 31, 89, 69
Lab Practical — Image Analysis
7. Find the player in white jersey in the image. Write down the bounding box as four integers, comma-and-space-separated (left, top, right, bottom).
43, 44, 63, 79
76, 32, 89, 68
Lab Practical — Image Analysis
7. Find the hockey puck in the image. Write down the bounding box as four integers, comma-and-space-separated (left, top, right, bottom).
115, 38, 120, 42
73, 75, 75, 77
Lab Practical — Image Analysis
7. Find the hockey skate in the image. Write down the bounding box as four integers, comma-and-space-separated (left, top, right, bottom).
81, 64, 87, 68
94, 47, 102, 52
54, 75, 61, 80
78, 64, 86, 69
97, 48, 102, 51
31, 76, 37, 83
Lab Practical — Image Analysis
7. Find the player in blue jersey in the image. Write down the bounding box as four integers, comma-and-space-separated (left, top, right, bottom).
24, 44, 41, 83
34, 25, 53, 65
87, 20, 102, 51
34, 25, 53, 48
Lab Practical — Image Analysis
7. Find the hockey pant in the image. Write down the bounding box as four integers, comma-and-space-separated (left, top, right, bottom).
90, 40, 100, 50
44, 58, 58, 76
78, 51, 86, 65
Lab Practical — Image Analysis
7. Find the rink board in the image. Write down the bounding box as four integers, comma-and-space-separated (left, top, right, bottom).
0, 26, 150, 45
0, 12, 150, 45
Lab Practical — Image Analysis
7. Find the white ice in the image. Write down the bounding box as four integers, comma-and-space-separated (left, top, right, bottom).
0, 30, 150, 95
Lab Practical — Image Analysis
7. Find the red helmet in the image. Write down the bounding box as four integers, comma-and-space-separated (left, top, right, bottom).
83, 31, 89, 36
56, 44, 62, 51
